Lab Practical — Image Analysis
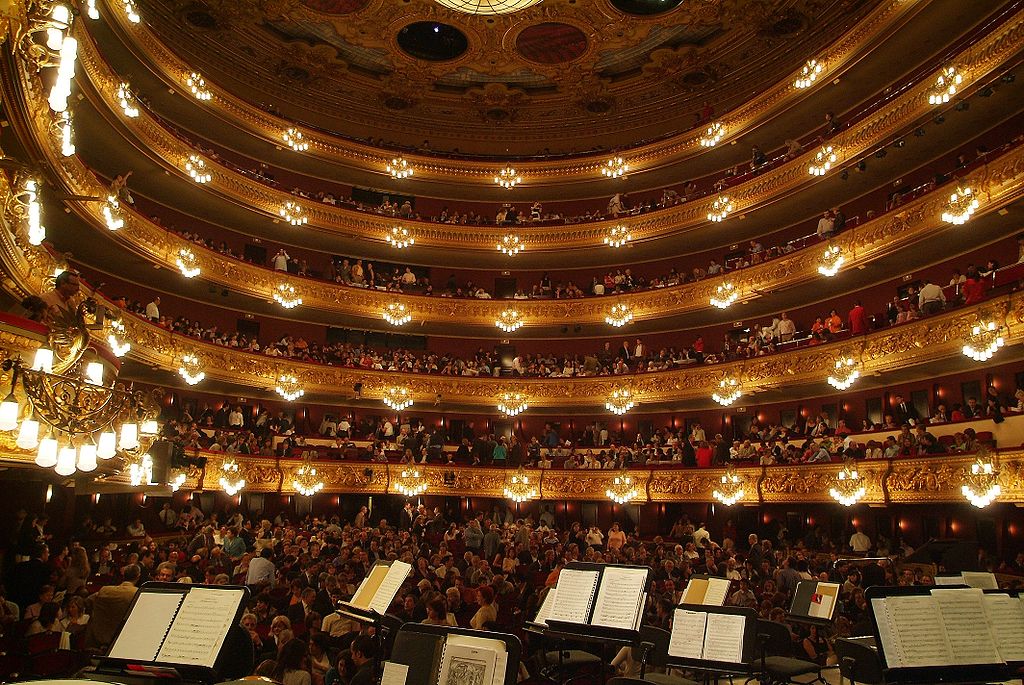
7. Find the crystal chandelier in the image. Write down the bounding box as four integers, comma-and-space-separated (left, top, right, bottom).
185, 155, 211, 184
710, 282, 738, 309
86, 0, 98, 19
117, 82, 139, 117
394, 468, 428, 497
273, 283, 302, 309
830, 461, 866, 506
219, 458, 246, 496
928, 66, 962, 105
177, 353, 205, 385
700, 121, 724, 147
59, 111, 75, 156
175, 247, 200, 278
38, 5, 77, 113
282, 127, 308, 152
122, 0, 140, 23
601, 156, 628, 179
962, 321, 1004, 361
434, 0, 543, 15
941, 184, 979, 225
387, 157, 413, 179
707, 194, 732, 222
279, 201, 307, 226
275, 374, 305, 402
606, 470, 637, 505
605, 302, 633, 327
809, 145, 836, 176
386, 226, 414, 249
382, 302, 412, 326
827, 357, 860, 390
504, 467, 538, 503
817, 244, 844, 277
102, 195, 124, 231
962, 455, 1000, 508
605, 389, 634, 415
495, 167, 521, 189
712, 377, 742, 406
186, 72, 211, 100
495, 308, 523, 332
497, 392, 528, 417
106, 318, 130, 357
383, 386, 414, 411
19, 179, 46, 246
794, 59, 822, 89
604, 224, 631, 248
713, 468, 745, 506
497, 234, 523, 256
169, 469, 187, 492
293, 457, 324, 497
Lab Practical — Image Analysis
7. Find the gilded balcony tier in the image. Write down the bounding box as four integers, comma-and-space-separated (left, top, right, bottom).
91, 0, 918, 180
69, 10, 1024, 252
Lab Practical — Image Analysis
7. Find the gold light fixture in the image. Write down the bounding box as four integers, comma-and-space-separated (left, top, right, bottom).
495, 166, 521, 189
713, 468, 745, 506
712, 377, 742, 406
962, 321, 1004, 362
383, 386, 413, 411
941, 184, 979, 225
606, 469, 638, 505
830, 461, 866, 506
219, 458, 246, 496
117, 82, 139, 117
106, 318, 130, 357
279, 201, 308, 226
809, 145, 836, 176
382, 302, 412, 326
177, 353, 205, 385
273, 283, 302, 309
386, 226, 415, 249
175, 247, 200, 278
710, 282, 738, 309
275, 374, 305, 402
122, 0, 140, 23
818, 244, 844, 277
393, 468, 428, 497
605, 389, 635, 415
186, 72, 211, 100
605, 302, 633, 327
504, 467, 538, 503
185, 155, 211, 184
282, 127, 309, 152
102, 195, 124, 231
604, 224, 631, 248
497, 392, 528, 417
19, 179, 46, 246
497, 234, 523, 256
59, 111, 75, 156
928, 65, 963, 105
827, 357, 860, 391
293, 456, 324, 497
86, 0, 98, 19
601, 156, 628, 179
495, 308, 524, 333
962, 453, 1000, 508
387, 157, 413, 179
434, 0, 543, 15
700, 121, 724, 147
795, 59, 822, 88
169, 469, 187, 492
707, 194, 733, 222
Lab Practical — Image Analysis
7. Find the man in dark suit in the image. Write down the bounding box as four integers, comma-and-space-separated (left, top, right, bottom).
287, 587, 316, 625
400, 502, 416, 530
892, 394, 920, 425
349, 634, 377, 685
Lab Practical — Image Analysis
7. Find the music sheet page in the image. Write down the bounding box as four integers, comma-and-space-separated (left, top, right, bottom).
703, 579, 731, 607
961, 572, 999, 590
591, 567, 649, 630
107, 591, 182, 661
702, 613, 746, 664
982, 593, 1024, 662
872, 596, 954, 668
380, 662, 409, 685
680, 579, 709, 605
533, 589, 557, 626
931, 589, 1002, 664
351, 564, 391, 609
668, 609, 706, 659
157, 588, 244, 666
369, 561, 412, 614
549, 569, 600, 624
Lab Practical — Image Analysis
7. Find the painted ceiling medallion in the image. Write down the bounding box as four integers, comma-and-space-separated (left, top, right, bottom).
434, 0, 543, 15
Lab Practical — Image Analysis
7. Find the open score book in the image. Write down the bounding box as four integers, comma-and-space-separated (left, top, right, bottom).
548, 566, 649, 631
347, 561, 413, 614
668, 608, 748, 665
679, 576, 732, 606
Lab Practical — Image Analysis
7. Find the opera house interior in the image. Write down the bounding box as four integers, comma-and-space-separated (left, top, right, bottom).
2, 0, 1024, 683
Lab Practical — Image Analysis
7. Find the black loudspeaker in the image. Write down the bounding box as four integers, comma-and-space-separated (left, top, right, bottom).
148, 439, 173, 485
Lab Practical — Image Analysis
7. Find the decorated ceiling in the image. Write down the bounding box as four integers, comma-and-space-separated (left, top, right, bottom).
132, 0, 881, 154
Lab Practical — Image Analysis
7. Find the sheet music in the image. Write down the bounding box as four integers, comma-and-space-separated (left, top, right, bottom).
351, 564, 390, 609
668, 609, 706, 659
983, 593, 1024, 662
157, 588, 244, 667
702, 613, 746, 664
931, 589, 1002, 664
871, 596, 954, 668
591, 566, 648, 630
549, 569, 600, 624
680, 578, 709, 605
444, 634, 507, 685
961, 571, 998, 590
108, 591, 181, 661
436, 643, 497, 685
533, 589, 557, 626
380, 661, 409, 685
369, 561, 412, 614
933, 575, 963, 586
703, 578, 731, 607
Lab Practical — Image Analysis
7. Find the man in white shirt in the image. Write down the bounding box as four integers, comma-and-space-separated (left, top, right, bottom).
918, 278, 946, 315
400, 268, 417, 285
272, 249, 290, 271
227, 406, 244, 429
337, 416, 351, 437
245, 548, 276, 586
777, 312, 796, 341
145, 297, 160, 321
816, 211, 835, 238
849, 527, 872, 553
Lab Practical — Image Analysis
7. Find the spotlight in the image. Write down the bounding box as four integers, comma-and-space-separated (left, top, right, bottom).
840, 169, 849, 180
933, 113, 945, 125
875, 149, 887, 159
857, 161, 867, 172
979, 86, 994, 97
894, 138, 905, 148
1002, 73, 1015, 83
954, 100, 970, 112
914, 127, 926, 137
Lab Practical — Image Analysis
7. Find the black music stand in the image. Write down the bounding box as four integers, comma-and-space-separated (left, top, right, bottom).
388, 622, 522, 685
